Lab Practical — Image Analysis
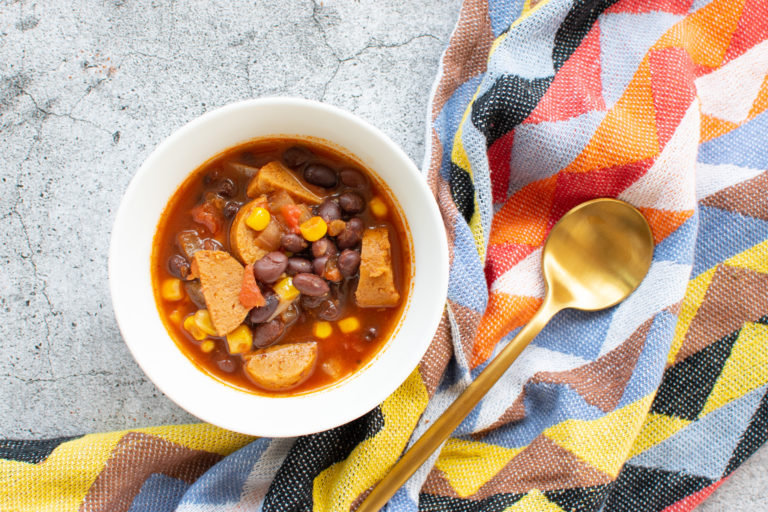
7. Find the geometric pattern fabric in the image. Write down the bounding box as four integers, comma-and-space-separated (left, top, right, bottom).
3, 0, 768, 511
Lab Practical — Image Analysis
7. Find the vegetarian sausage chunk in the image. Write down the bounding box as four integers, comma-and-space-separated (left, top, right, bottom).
191, 250, 249, 336
244, 341, 318, 391
247, 161, 322, 204
355, 227, 400, 307
229, 198, 270, 264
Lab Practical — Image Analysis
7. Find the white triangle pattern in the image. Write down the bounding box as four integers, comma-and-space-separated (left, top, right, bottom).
695, 40, 768, 124
619, 99, 700, 211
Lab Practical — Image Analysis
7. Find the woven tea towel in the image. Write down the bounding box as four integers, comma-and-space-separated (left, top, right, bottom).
3, 0, 768, 510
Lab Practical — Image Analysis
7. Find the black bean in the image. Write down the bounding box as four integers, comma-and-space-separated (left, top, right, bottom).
318, 299, 342, 321
283, 146, 313, 168
317, 198, 342, 223
340, 168, 368, 190
301, 293, 328, 309
222, 201, 240, 219
347, 217, 364, 233
203, 169, 221, 185
167, 254, 191, 280
304, 164, 338, 188
338, 190, 365, 214
281, 233, 307, 252
336, 219, 363, 249
252, 319, 284, 348
293, 273, 330, 296
202, 238, 224, 252
313, 255, 328, 276
286, 257, 313, 275
253, 252, 288, 283
216, 357, 237, 373
312, 237, 338, 258
338, 249, 361, 277
216, 178, 236, 198
364, 327, 378, 342
183, 280, 206, 309
248, 291, 279, 324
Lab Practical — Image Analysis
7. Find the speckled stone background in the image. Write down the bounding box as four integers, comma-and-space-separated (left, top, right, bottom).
0, 1, 765, 509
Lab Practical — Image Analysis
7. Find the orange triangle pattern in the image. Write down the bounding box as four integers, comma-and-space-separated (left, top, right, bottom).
637, 207, 694, 245
700, 114, 740, 143
488, 176, 557, 246
747, 73, 768, 120
472, 294, 542, 368
563, 58, 660, 174
653, 0, 747, 68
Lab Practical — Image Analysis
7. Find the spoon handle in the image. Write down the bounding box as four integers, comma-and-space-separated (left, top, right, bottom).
356, 295, 561, 511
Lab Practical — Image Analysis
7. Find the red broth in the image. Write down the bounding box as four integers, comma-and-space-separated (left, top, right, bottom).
151, 138, 411, 396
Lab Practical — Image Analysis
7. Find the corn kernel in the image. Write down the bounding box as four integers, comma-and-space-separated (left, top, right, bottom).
161, 278, 184, 301
273, 276, 300, 302
200, 340, 216, 353
194, 309, 218, 336
369, 196, 388, 218
226, 325, 253, 354
169, 309, 183, 326
314, 321, 333, 339
246, 206, 271, 231
338, 316, 360, 334
299, 216, 327, 242
183, 315, 207, 341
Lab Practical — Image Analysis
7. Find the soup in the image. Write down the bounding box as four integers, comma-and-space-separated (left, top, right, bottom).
151, 138, 411, 395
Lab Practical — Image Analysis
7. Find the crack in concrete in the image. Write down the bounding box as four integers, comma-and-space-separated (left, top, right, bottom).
319, 32, 443, 101
21, 91, 112, 135
0, 371, 140, 385
9, 122, 56, 378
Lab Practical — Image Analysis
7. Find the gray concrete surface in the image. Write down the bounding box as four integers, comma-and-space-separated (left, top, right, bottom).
0, 0, 764, 509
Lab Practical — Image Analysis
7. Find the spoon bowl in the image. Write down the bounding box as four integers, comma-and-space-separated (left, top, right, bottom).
543, 198, 655, 311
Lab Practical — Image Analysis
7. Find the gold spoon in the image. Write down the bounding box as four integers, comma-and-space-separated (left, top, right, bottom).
356, 198, 654, 511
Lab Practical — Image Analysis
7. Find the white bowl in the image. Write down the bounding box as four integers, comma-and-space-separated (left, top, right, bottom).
109, 98, 449, 437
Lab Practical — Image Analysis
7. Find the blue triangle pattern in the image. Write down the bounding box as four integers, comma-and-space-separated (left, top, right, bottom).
629, 384, 768, 480
698, 109, 768, 169
692, 206, 768, 277
436, 76, 485, 181
478, 381, 606, 449
599, 11, 683, 107
653, 213, 698, 266
128, 473, 189, 512
617, 311, 678, 409
176, 439, 271, 506
532, 306, 615, 362
448, 216, 489, 312
509, 110, 606, 194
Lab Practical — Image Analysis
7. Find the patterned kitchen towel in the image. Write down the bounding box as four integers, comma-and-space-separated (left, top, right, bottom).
3, 0, 768, 510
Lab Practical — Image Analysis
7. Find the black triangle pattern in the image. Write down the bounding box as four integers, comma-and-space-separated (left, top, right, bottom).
602, 464, 713, 512
418, 492, 523, 512
649, 329, 740, 421
544, 484, 611, 512
262, 407, 384, 512
724, 386, 768, 477
0, 435, 81, 464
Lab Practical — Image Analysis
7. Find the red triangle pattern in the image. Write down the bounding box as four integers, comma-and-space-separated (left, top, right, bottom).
606, 0, 692, 15
488, 130, 515, 204
723, 0, 768, 63
549, 159, 653, 222
525, 22, 605, 124
484, 242, 537, 286
660, 476, 728, 512
649, 47, 697, 147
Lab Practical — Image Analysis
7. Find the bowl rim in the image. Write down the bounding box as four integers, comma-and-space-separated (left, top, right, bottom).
109, 97, 449, 437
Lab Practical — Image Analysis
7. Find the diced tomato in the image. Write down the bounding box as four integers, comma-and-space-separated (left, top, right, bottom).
239, 264, 266, 308
191, 202, 223, 235
281, 204, 303, 234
